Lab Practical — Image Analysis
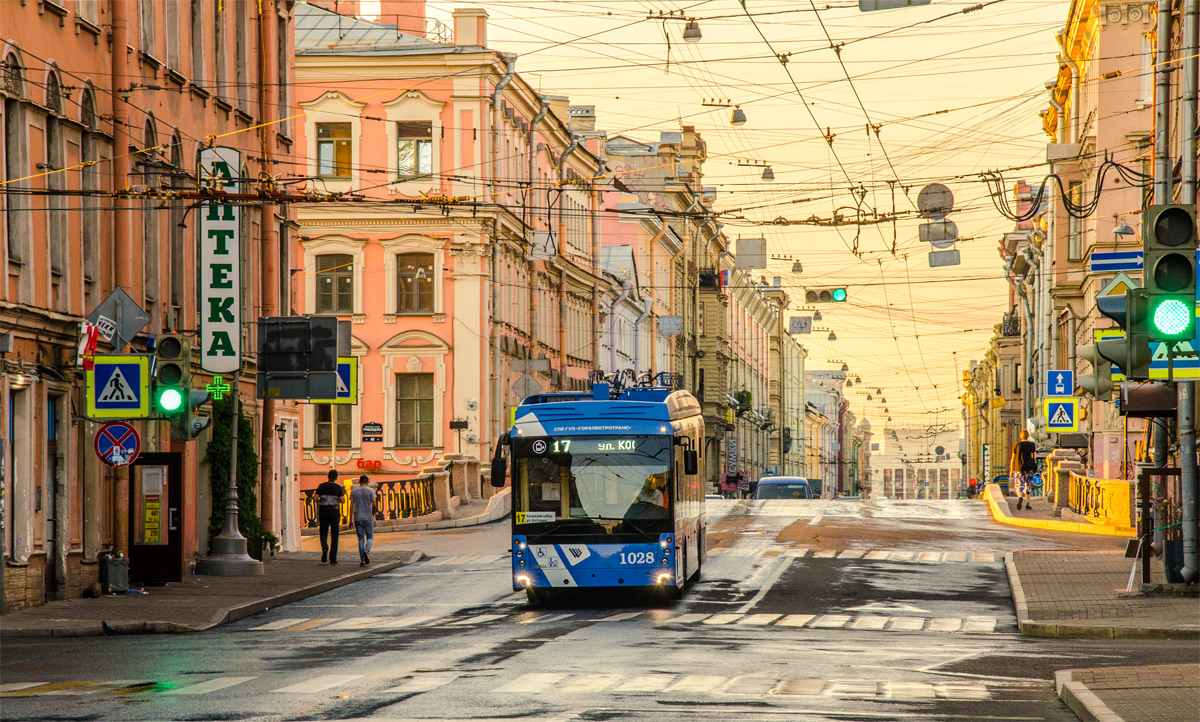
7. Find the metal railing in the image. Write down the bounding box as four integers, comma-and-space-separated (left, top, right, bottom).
302, 475, 436, 528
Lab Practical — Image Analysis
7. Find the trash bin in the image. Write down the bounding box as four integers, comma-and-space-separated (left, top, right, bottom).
100, 556, 129, 594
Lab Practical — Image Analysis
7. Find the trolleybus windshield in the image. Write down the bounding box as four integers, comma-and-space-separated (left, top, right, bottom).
514, 435, 672, 524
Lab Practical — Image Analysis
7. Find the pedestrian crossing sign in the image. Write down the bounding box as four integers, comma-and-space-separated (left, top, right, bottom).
308, 356, 358, 405
86, 354, 150, 418
1043, 397, 1079, 432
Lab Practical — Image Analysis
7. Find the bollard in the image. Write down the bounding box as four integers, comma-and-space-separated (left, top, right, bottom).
428, 469, 454, 519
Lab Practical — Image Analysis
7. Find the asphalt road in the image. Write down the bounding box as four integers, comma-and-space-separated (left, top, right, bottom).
1, 499, 1186, 722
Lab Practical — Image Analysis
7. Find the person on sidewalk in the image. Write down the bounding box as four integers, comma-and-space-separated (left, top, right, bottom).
315, 469, 345, 564
350, 475, 377, 566
1009, 430, 1037, 510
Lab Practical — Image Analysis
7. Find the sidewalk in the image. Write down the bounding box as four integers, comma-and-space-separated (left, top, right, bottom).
984, 484, 1134, 536
0, 489, 510, 638
1056, 664, 1199, 722
0, 550, 421, 638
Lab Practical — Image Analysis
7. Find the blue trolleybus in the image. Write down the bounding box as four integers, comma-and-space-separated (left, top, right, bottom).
490, 375, 705, 604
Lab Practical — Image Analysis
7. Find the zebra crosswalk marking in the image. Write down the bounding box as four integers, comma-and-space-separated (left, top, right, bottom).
703, 613, 743, 625
889, 617, 926, 631
612, 674, 674, 693
825, 680, 879, 697
280, 618, 337, 631
560, 674, 621, 694
886, 551, 915, 561
775, 678, 826, 695
385, 673, 458, 694
864, 550, 891, 560
666, 675, 726, 693
737, 613, 781, 626
885, 681, 936, 698
810, 614, 851, 628
777, 614, 816, 627
973, 552, 998, 563
668, 613, 711, 624
43, 680, 137, 695
0, 684, 46, 694
163, 677, 255, 695
377, 615, 437, 629
448, 614, 506, 626
811, 550, 837, 558
928, 617, 962, 632
851, 615, 889, 630
250, 618, 309, 631
722, 675, 778, 695
837, 550, 867, 559
518, 613, 573, 624
272, 675, 361, 694
323, 617, 386, 630
495, 673, 567, 694
917, 551, 942, 562
944, 551, 969, 562
595, 612, 643, 622
963, 616, 998, 633
2, 682, 97, 696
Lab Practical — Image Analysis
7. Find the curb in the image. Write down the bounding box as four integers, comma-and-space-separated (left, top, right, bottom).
0, 550, 423, 639
1005, 550, 1199, 640
1055, 670, 1126, 722
984, 485, 1133, 537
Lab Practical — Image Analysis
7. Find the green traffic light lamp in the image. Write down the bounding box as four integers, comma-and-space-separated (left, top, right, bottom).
1151, 297, 1193, 338
157, 387, 184, 412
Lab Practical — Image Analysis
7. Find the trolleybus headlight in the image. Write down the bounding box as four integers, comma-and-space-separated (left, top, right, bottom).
656, 573, 672, 585
516, 574, 532, 587
516, 541, 527, 550
661, 537, 672, 547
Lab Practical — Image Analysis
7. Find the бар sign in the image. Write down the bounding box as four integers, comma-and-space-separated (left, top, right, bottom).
198, 147, 242, 373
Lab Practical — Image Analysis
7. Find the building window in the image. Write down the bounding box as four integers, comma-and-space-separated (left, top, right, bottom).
78, 0, 98, 23
316, 122, 352, 178
315, 404, 353, 448
395, 373, 434, 447
396, 121, 432, 178
396, 252, 434, 313
3, 54, 28, 268
190, 0, 205, 85
314, 253, 353, 314
1013, 362, 1021, 393
1067, 181, 1083, 261
169, 137, 185, 314
81, 91, 100, 310
277, 15, 290, 136
141, 120, 160, 310
164, 0, 180, 69
139, 0, 156, 55
235, 0, 249, 110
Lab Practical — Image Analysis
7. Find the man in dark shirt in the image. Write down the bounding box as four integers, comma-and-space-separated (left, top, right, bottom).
1009, 430, 1038, 510
315, 469, 345, 564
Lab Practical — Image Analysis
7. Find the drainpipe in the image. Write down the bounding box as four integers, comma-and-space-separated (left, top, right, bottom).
111, 0, 131, 557
1008, 261, 1034, 422
491, 232, 502, 441
528, 100, 549, 183
490, 54, 517, 200
1056, 34, 1079, 142
556, 136, 582, 236
1178, 0, 1199, 582
608, 279, 632, 372
1046, 79, 1065, 144
633, 295, 653, 374
1154, 0, 1173, 203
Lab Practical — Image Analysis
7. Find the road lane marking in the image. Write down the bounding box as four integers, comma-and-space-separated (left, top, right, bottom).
735, 557, 793, 613
495, 673, 567, 693
2, 682, 98, 696
518, 613, 574, 624
963, 617, 998, 633
273, 675, 362, 693
777, 614, 816, 627
703, 613, 744, 625
850, 615, 889, 630
837, 550, 867, 559
722, 675, 779, 695
612, 674, 675, 692
376, 615, 438, 629
737, 614, 782, 626
164, 677, 256, 695
808, 498, 832, 525
385, 673, 458, 693
888, 617, 927, 631
560, 674, 621, 693
666, 675, 727, 693
250, 618, 310, 631
810, 614, 851, 628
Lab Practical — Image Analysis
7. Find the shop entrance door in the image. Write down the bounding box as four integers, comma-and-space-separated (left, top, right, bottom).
129, 453, 183, 584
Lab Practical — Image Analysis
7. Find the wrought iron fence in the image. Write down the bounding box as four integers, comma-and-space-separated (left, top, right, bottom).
302, 475, 436, 528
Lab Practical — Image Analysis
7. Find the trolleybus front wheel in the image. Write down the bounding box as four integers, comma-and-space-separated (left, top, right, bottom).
526, 587, 551, 606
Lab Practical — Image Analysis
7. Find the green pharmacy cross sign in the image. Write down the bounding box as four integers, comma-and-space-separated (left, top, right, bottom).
206, 376, 232, 400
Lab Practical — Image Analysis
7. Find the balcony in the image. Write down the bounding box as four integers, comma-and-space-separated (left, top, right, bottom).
1001, 312, 1021, 337
698, 267, 717, 289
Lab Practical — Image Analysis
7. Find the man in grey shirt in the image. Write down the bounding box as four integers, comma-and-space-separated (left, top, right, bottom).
350, 475, 377, 566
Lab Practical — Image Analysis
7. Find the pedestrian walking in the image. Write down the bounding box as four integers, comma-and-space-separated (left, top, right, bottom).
1009, 430, 1038, 511
315, 469, 345, 564
350, 474, 377, 566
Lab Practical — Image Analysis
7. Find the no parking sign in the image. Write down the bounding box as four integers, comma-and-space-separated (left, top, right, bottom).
95, 421, 141, 467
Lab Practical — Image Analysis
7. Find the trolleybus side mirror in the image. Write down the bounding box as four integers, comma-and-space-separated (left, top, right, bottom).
684, 449, 698, 476
490, 433, 510, 488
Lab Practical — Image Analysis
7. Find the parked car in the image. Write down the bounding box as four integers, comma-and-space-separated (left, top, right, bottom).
705, 494, 725, 500
752, 477, 813, 500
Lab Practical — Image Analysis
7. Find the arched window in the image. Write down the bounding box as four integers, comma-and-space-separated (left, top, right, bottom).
142, 118, 160, 313
3, 53, 29, 272
80, 89, 100, 309
45, 70, 67, 308
169, 134, 185, 314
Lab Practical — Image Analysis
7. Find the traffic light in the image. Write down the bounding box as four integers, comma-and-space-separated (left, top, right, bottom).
1076, 343, 1113, 401
153, 334, 190, 416
1096, 290, 1153, 380
180, 389, 213, 440
1143, 204, 1197, 341
806, 287, 847, 303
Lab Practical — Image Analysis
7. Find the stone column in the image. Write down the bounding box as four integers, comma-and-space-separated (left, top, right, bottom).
427, 467, 454, 519
480, 468, 495, 500
464, 457, 481, 500
1053, 460, 1083, 516
444, 455, 471, 502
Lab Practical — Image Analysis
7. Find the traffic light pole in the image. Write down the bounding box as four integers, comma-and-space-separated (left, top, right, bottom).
1178, 0, 1198, 582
